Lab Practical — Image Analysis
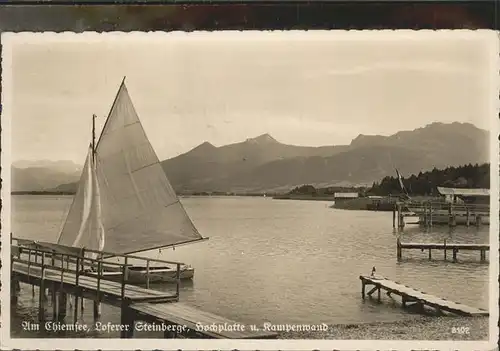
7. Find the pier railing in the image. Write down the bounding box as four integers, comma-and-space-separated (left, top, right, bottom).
399, 201, 490, 214
11, 237, 184, 296
392, 201, 491, 228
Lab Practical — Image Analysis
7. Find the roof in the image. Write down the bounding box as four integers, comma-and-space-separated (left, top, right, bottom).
437, 187, 490, 197
334, 192, 359, 198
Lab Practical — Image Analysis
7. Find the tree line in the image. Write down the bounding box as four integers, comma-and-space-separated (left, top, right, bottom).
287, 163, 490, 197
368, 163, 489, 196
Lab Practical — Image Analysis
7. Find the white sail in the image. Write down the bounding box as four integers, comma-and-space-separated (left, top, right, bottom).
72, 146, 94, 247
58, 145, 104, 253
58, 80, 204, 255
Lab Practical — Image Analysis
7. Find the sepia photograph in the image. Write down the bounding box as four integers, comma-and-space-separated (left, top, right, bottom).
1, 30, 498, 350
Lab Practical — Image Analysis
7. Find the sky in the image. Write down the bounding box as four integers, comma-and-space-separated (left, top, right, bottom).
4, 30, 498, 163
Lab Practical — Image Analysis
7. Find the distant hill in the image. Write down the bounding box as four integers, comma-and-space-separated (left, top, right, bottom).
11, 160, 82, 192
13, 122, 490, 194
161, 133, 349, 193
161, 122, 489, 193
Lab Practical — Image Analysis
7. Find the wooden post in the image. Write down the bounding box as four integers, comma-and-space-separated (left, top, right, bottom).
466, 208, 470, 226
94, 260, 102, 321
423, 203, 428, 226
453, 248, 458, 262
361, 279, 365, 299
377, 286, 381, 302
444, 239, 447, 260
38, 252, 46, 324
402, 295, 407, 308
397, 237, 402, 260
73, 253, 81, 324
398, 203, 405, 228
57, 253, 67, 321
397, 204, 401, 228
146, 259, 150, 289
428, 248, 432, 260
10, 280, 19, 305
120, 256, 131, 338
480, 250, 486, 262
27, 249, 31, 276
176, 263, 181, 299
392, 205, 396, 228
120, 305, 134, 339
429, 203, 433, 226
121, 256, 128, 300
476, 215, 482, 227
58, 293, 67, 321
448, 203, 452, 226
51, 283, 57, 319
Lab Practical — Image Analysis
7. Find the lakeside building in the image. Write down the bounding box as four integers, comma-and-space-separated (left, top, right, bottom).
437, 187, 490, 205
333, 192, 359, 202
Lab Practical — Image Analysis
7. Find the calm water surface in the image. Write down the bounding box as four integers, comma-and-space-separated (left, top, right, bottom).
10, 195, 489, 338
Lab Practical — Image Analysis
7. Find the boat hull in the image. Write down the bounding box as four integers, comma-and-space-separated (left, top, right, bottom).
90, 265, 195, 284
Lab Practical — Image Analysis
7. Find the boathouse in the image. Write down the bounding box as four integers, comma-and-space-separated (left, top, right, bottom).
333, 192, 359, 201
437, 187, 489, 205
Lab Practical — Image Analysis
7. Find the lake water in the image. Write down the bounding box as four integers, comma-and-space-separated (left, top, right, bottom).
9, 195, 490, 338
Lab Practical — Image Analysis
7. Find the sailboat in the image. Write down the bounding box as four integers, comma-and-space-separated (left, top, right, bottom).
53, 77, 208, 283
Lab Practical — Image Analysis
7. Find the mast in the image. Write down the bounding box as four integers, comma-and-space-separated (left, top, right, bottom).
92, 114, 96, 159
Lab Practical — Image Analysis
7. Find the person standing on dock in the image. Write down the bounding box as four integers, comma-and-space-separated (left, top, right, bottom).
371, 266, 376, 277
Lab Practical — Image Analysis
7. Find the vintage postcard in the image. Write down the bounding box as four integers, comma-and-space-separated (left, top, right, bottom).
1, 30, 499, 350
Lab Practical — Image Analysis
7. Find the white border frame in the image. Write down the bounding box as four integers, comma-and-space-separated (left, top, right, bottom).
1, 30, 499, 351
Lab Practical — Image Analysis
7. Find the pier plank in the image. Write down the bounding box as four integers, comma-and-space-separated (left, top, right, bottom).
359, 275, 488, 316
396, 239, 489, 262
130, 302, 277, 339
400, 243, 489, 250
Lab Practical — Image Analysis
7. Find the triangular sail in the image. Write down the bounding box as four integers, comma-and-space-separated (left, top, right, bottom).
59, 80, 204, 255
395, 168, 410, 199
58, 146, 103, 251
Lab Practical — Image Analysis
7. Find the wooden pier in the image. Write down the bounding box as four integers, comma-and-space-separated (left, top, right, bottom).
392, 202, 490, 229
396, 237, 489, 262
359, 275, 488, 317
10, 238, 277, 339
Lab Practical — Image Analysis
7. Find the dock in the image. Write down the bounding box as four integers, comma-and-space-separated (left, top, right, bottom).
396, 237, 489, 262
359, 275, 488, 317
392, 201, 490, 228
10, 237, 277, 339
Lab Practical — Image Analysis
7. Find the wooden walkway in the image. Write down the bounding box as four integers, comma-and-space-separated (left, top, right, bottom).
10, 238, 277, 339
397, 238, 489, 262
130, 302, 276, 339
12, 262, 175, 305
360, 275, 488, 317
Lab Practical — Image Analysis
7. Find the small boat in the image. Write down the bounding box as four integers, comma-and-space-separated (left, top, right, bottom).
21, 77, 209, 283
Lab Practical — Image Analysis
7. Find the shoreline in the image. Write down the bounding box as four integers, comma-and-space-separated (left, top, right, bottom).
280, 315, 489, 340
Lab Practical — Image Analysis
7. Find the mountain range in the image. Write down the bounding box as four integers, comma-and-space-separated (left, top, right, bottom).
11, 160, 82, 192
11, 122, 490, 193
